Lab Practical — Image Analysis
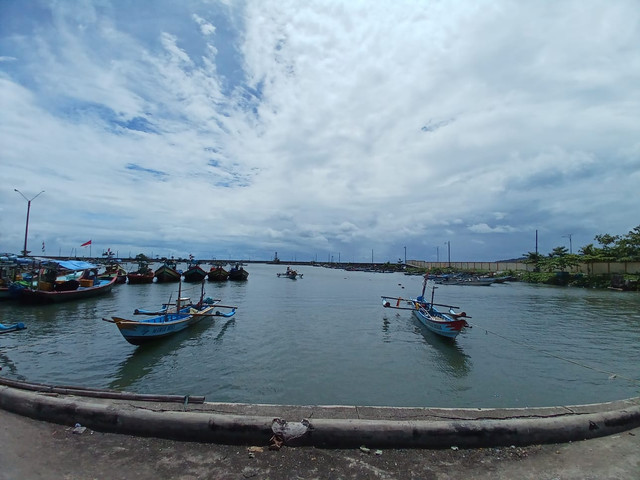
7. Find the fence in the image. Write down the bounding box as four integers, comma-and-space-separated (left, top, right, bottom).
406, 261, 640, 275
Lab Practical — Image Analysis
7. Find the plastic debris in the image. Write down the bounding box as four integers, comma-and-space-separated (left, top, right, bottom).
360, 446, 371, 454
451, 446, 459, 451
247, 446, 264, 454
271, 418, 312, 443
72, 423, 87, 434
374, 450, 383, 456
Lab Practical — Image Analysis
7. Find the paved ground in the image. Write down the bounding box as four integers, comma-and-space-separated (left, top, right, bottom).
2, 408, 639, 480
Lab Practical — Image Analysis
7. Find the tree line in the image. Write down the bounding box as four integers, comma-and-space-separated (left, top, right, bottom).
525, 225, 640, 272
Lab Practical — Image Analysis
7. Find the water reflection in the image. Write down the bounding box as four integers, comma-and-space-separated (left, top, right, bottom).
381, 309, 472, 378
109, 318, 235, 391
0, 352, 22, 378
412, 320, 472, 378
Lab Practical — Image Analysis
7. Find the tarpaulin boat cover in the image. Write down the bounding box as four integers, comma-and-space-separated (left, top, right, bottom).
54, 260, 97, 271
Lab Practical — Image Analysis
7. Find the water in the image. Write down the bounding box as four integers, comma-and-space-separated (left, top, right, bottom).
1, 263, 639, 408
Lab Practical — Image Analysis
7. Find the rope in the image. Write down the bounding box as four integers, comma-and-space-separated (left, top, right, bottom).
467, 321, 640, 385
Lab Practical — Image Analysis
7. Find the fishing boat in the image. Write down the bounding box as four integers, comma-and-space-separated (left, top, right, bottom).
455, 276, 494, 286
183, 262, 207, 283
0, 322, 26, 334
207, 266, 228, 282
16, 260, 117, 304
228, 263, 249, 281
277, 266, 303, 279
104, 282, 237, 345
127, 261, 155, 284
98, 262, 128, 284
382, 276, 470, 339
154, 260, 181, 283
0, 254, 20, 300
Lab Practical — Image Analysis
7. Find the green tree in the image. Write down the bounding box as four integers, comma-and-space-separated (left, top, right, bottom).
524, 251, 544, 272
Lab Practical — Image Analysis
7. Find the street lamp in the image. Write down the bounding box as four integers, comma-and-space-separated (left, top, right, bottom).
404, 246, 406, 265
14, 189, 45, 257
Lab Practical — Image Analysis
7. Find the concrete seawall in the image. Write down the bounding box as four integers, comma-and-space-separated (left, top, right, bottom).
1, 378, 639, 448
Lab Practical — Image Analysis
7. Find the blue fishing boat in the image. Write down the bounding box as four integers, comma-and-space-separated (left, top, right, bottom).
104, 283, 237, 345
382, 276, 470, 339
0, 322, 27, 334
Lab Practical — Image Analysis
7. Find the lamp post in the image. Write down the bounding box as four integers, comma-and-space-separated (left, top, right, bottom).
404, 246, 406, 265
14, 189, 45, 257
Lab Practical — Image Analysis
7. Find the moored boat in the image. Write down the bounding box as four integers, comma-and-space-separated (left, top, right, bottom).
0, 255, 19, 300
277, 266, 303, 279
183, 263, 207, 283
228, 263, 249, 281
0, 322, 27, 334
99, 262, 128, 284
207, 266, 228, 282
154, 260, 181, 283
16, 260, 117, 304
104, 282, 237, 345
127, 261, 155, 284
382, 275, 470, 339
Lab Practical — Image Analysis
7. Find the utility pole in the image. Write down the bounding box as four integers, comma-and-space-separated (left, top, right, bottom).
562, 233, 573, 254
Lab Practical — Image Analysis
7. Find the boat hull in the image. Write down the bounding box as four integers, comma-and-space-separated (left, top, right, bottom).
113, 306, 216, 345
0, 322, 26, 334
228, 269, 248, 281
127, 272, 155, 284
412, 308, 467, 339
17, 276, 117, 304
183, 266, 207, 283
207, 268, 228, 281
154, 265, 181, 283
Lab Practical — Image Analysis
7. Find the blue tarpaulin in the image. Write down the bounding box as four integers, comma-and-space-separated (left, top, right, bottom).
54, 260, 97, 270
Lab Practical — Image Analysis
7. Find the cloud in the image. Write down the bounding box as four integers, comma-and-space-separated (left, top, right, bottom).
1, 0, 639, 262
468, 224, 520, 234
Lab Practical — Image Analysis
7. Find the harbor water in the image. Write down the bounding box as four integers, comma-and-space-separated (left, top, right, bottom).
1, 263, 639, 408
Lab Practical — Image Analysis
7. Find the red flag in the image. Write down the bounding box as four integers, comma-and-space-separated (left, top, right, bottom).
81, 240, 92, 247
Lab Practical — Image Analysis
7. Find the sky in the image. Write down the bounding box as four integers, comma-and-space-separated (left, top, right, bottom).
1, 0, 639, 264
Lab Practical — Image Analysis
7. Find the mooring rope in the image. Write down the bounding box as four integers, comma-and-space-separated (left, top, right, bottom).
467, 321, 640, 385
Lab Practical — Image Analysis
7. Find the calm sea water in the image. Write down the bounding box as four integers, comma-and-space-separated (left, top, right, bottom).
1, 263, 639, 408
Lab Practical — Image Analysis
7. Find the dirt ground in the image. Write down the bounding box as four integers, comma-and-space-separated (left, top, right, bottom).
1, 409, 638, 480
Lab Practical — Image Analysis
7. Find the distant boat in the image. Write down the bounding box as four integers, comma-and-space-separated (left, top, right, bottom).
183, 263, 207, 283
228, 263, 249, 281
0, 322, 26, 334
127, 261, 155, 284
277, 266, 303, 279
207, 266, 228, 282
154, 261, 181, 283
15, 260, 117, 304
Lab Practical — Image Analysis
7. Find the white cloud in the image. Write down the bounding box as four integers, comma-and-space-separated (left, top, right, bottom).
1, 0, 639, 262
